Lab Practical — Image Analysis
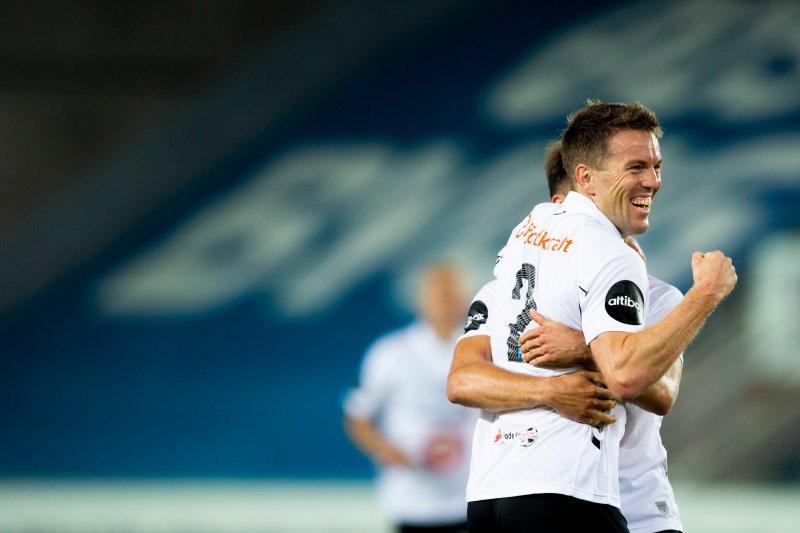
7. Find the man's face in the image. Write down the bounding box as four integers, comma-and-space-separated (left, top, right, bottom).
419, 267, 467, 332
585, 129, 662, 237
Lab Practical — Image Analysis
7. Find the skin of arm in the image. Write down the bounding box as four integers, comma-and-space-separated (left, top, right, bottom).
446, 334, 617, 427
629, 356, 682, 416
589, 250, 735, 401
520, 310, 682, 415
343, 415, 410, 467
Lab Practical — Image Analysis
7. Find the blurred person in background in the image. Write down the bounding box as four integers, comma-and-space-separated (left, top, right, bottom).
343, 263, 476, 533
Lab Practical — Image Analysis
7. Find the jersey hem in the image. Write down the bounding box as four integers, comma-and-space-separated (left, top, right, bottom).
466, 483, 620, 508
627, 517, 683, 533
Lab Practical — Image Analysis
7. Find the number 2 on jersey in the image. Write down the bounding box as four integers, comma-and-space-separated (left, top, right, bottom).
506, 263, 537, 362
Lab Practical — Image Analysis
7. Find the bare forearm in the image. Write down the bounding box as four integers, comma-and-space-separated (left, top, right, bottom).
447, 361, 552, 411
344, 416, 407, 466
630, 356, 683, 415
593, 287, 715, 400
602, 250, 735, 400
448, 336, 617, 425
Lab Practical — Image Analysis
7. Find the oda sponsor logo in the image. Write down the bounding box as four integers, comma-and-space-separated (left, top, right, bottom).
491, 425, 538, 448
604, 280, 644, 325
519, 426, 538, 447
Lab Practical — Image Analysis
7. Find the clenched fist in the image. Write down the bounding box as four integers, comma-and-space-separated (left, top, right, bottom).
691, 250, 737, 303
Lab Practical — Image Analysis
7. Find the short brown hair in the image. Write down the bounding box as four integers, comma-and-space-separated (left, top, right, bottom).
544, 140, 570, 198
561, 100, 662, 180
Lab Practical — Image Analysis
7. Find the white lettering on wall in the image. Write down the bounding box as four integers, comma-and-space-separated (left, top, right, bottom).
96, 0, 800, 320
486, 0, 800, 125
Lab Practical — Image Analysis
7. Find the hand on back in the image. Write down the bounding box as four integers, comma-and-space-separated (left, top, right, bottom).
520, 309, 591, 368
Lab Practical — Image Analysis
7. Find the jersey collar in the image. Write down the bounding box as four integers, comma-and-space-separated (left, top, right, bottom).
562, 191, 623, 239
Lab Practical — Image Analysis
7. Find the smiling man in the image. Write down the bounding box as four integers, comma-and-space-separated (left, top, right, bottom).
447, 101, 737, 532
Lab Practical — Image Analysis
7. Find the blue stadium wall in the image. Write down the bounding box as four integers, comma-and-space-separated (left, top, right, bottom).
2, 0, 800, 479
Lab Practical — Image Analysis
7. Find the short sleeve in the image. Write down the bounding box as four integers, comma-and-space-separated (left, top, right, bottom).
580, 240, 649, 344
342, 340, 395, 419
459, 281, 496, 341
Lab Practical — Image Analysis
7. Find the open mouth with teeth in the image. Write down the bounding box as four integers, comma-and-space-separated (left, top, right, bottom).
631, 197, 652, 212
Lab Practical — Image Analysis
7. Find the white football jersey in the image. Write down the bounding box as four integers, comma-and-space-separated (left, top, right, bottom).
619, 276, 684, 533
461, 192, 648, 507
344, 321, 477, 524
463, 274, 684, 532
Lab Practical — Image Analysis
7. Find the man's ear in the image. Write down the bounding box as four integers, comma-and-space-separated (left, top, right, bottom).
575, 164, 595, 196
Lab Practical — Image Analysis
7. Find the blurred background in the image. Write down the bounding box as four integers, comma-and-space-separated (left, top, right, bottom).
1, 0, 799, 531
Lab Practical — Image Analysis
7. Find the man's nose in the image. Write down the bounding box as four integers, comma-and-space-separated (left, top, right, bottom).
644, 168, 660, 190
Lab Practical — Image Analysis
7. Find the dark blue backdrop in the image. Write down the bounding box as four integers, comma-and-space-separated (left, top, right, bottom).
3, 0, 799, 479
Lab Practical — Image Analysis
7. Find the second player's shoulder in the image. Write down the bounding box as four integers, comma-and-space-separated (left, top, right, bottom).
647, 275, 684, 307
646, 275, 684, 325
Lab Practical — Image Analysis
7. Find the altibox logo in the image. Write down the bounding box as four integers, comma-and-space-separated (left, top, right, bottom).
605, 280, 644, 325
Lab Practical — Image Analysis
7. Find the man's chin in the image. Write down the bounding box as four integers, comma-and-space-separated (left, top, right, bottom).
625, 222, 649, 237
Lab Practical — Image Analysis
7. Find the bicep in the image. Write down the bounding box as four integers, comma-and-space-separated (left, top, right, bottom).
630, 356, 683, 415
451, 335, 492, 371
659, 354, 683, 401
